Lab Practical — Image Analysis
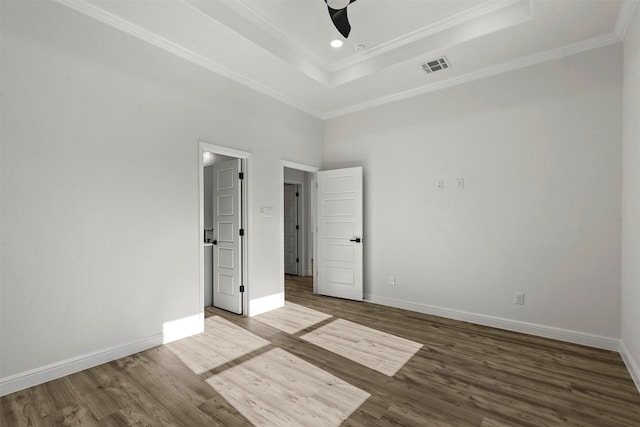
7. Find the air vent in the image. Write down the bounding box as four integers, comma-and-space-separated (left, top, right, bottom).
420, 57, 451, 74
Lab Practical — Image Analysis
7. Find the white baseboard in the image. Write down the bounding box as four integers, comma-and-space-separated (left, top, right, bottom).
3, 298, 633, 398
364, 294, 620, 351
0, 333, 163, 397
161, 314, 203, 344
249, 292, 284, 317
620, 340, 640, 394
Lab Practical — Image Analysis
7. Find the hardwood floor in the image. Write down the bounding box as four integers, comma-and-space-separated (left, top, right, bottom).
300, 318, 423, 376
2, 275, 639, 426
252, 301, 332, 334
207, 347, 370, 426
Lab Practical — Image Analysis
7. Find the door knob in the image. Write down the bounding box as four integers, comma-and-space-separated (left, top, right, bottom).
350, 238, 361, 243
212, 239, 218, 245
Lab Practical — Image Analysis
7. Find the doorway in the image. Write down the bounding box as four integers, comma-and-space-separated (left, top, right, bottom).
283, 183, 300, 275
282, 161, 318, 296
200, 142, 250, 316
281, 162, 364, 302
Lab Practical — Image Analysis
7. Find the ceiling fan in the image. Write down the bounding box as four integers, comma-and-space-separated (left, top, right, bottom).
325, 0, 357, 38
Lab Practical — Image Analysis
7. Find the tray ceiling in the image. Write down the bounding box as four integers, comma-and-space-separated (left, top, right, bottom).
55, 0, 636, 118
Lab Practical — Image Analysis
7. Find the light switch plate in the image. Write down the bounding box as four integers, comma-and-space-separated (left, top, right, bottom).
260, 207, 274, 217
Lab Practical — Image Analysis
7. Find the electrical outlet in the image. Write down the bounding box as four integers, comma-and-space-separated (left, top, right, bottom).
515, 292, 525, 305
457, 178, 464, 189
437, 179, 444, 190
389, 276, 396, 286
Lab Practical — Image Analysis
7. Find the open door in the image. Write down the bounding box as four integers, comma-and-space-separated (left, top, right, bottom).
212, 158, 243, 314
317, 167, 363, 301
284, 184, 299, 275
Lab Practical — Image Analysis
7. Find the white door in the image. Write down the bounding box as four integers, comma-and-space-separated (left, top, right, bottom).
212, 158, 243, 314
317, 167, 363, 301
284, 184, 299, 275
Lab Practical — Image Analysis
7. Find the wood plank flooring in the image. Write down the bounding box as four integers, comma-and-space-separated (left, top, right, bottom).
253, 301, 332, 334
166, 315, 270, 374
300, 318, 423, 376
2, 275, 639, 426
207, 347, 370, 426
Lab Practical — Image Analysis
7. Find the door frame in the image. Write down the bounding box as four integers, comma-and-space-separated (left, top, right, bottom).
200, 141, 251, 321
281, 160, 319, 293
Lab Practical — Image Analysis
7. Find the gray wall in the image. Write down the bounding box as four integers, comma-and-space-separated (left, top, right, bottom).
622, 6, 640, 387
0, 1, 322, 383
324, 44, 623, 345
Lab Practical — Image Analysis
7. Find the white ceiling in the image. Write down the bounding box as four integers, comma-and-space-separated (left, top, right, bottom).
56, 0, 637, 118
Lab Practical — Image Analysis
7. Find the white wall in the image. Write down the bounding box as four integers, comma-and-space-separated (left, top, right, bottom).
621, 6, 640, 389
324, 44, 623, 346
0, 1, 322, 390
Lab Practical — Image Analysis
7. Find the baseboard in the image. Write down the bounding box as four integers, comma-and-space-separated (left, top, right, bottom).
0, 333, 163, 397
364, 294, 619, 351
620, 340, 640, 394
249, 292, 284, 317
161, 314, 203, 344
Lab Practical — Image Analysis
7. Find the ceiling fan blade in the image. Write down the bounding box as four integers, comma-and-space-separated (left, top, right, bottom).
326, 0, 357, 38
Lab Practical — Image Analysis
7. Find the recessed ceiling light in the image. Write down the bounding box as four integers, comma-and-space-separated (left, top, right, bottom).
330, 39, 343, 48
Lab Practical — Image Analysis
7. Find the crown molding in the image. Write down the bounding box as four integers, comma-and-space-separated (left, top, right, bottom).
615, 0, 639, 40
219, 0, 328, 71
330, 0, 530, 73
323, 32, 621, 119
184, 0, 330, 86
53, 0, 324, 118
51, 0, 629, 122
192, 0, 532, 88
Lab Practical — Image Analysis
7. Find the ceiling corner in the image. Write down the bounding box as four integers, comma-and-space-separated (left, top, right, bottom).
614, 0, 639, 40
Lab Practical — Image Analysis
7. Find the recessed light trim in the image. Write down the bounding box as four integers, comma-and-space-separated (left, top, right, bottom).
330, 39, 343, 48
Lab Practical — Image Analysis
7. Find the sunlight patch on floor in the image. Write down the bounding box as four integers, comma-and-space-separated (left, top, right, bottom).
166, 316, 269, 374
253, 301, 332, 334
207, 348, 370, 427
301, 319, 423, 376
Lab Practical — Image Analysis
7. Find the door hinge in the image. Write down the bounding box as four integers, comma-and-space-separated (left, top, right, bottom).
239, 172, 244, 180
296, 258, 300, 263
239, 285, 245, 293
296, 225, 299, 230
239, 228, 245, 236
